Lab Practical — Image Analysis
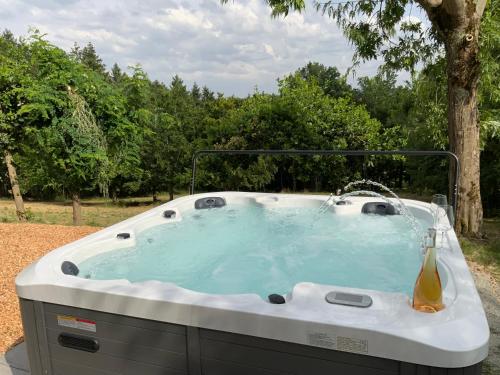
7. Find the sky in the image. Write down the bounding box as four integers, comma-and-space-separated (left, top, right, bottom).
1, 0, 408, 96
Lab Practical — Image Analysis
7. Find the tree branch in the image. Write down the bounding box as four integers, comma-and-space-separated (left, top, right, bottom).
426, 0, 443, 7
415, 0, 442, 12
476, 0, 487, 18
441, 0, 466, 18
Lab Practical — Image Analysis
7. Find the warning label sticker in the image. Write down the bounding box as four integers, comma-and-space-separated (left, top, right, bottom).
57, 315, 96, 332
336, 336, 368, 354
308, 332, 336, 349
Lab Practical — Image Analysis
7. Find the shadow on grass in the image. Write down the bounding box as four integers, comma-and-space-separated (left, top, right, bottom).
461, 218, 500, 279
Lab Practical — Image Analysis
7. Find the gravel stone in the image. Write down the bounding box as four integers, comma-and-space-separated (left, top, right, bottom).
0, 223, 100, 353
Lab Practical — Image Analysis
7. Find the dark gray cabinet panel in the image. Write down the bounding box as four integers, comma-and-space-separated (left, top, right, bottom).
18, 298, 483, 375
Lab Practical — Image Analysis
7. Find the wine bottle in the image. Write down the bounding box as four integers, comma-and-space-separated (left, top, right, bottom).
412, 228, 444, 313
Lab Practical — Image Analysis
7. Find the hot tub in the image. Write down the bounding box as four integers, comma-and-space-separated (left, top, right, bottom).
16, 192, 489, 375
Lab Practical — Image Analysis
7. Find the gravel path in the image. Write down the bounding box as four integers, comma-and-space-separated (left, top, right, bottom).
469, 262, 500, 374
0, 223, 100, 353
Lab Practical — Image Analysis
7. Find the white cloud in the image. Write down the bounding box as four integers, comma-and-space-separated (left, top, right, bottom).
57, 28, 137, 47
280, 12, 321, 39
401, 15, 423, 26
263, 43, 277, 59
147, 7, 214, 31
0, 0, 410, 96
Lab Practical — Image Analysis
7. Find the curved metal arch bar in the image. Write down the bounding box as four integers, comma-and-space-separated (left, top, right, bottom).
190, 149, 460, 213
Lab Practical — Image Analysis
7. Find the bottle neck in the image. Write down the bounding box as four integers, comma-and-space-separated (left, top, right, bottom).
426, 228, 436, 248
423, 245, 437, 270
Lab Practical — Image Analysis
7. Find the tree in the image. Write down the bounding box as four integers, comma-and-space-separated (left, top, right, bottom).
202, 86, 215, 102
0, 31, 27, 220
356, 72, 412, 129
110, 63, 124, 84
399, 62, 450, 193
2, 32, 112, 225
71, 42, 107, 76
80, 65, 144, 202
200, 73, 382, 192
191, 82, 202, 102
9, 32, 142, 220
221, 0, 488, 236
26, 87, 109, 225
167, 76, 191, 120
1, 30, 70, 221
142, 113, 191, 201
477, 0, 499, 216
297, 62, 353, 98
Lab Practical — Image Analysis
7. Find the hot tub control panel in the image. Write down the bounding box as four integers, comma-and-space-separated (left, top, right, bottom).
325, 291, 373, 308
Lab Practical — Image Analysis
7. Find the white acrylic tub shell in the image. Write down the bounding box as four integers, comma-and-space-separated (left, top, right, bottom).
15, 192, 490, 368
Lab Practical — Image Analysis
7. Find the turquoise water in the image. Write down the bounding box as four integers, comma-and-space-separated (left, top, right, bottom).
78, 205, 425, 298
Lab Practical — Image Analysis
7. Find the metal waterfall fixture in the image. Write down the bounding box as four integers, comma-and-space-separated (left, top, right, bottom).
190, 149, 460, 214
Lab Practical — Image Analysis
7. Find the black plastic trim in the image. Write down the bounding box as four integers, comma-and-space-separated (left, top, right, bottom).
195, 197, 226, 209
163, 210, 176, 219
268, 294, 286, 304
336, 200, 351, 206
58, 333, 99, 353
61, 261, 79, 276
361, 202, 399, 215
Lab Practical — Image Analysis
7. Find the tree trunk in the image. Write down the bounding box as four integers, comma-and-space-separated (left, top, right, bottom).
72, 192, 82, 226
314, 175, 320, 192
398, 161, 404, 189
416, 0, 486, 237
4, 150, 27, 221
168, 184, 174, 201
152, 191, 158, 202
445, 20, 483, 236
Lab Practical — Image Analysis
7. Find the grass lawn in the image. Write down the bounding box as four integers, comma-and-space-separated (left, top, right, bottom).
461, 218, 500, 281
0, 193, 187, 227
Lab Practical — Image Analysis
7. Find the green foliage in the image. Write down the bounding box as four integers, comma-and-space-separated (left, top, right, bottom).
22, 88, 109, 197
479, 0, 500, 216
110, 63, 124, 84
406, 61, 448, 150
196, 74, 381, 192
479, 0, 500, 128
296, 62, 353, 98
141, 80, 192, 199
356, 72, 410, 128
404, 63, 449, 194
0, 30, 67, 151
0, 31, 141, 201
71, 42, 107, 76
221, 1, 306, 17
1, 25, 498, 217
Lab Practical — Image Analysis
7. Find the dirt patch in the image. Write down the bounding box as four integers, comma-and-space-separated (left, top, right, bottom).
0, 223, 101, 353
469, 261, 500, 374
